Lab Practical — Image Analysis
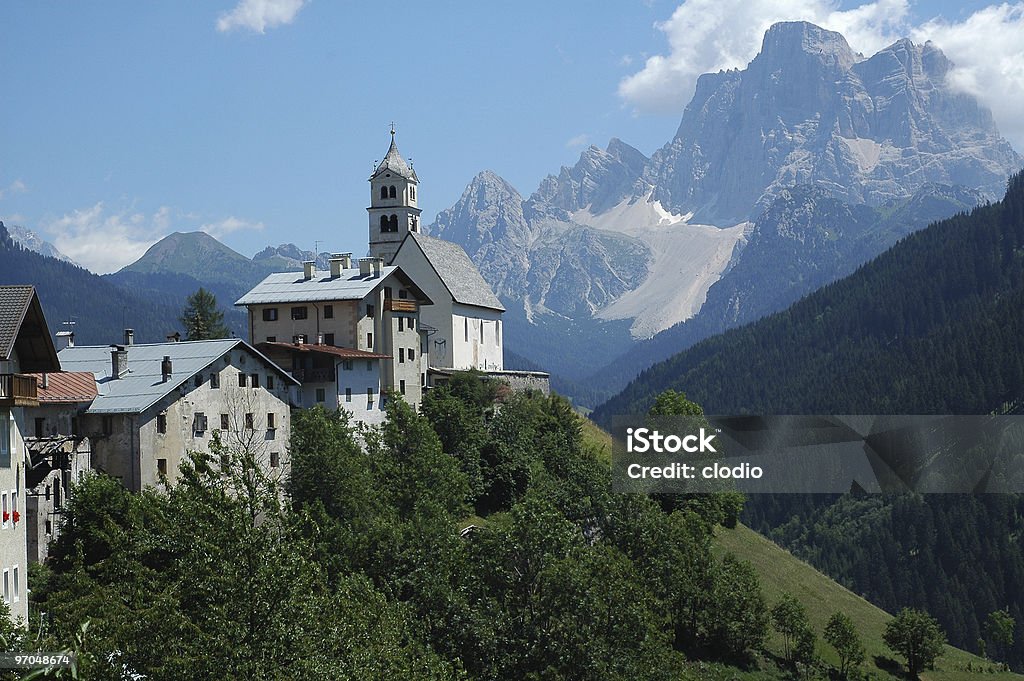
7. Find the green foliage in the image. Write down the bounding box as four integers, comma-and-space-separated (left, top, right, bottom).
35, 432, 460, 680
824, 611, 865, 678
649, 389, 705, 417
772, 594, 815, 665
883, 608, 947, 679
986, 609, 1016, 662
179, 286, 230, 340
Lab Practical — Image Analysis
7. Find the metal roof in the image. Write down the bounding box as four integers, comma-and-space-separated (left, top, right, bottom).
0, 285, 61, 371
234, 267, 399, 306
370, 135, 419, 182
406, 233, 505, 311
57, 339, 298, 414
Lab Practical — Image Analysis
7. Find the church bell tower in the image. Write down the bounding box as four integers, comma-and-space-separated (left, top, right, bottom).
368, 127, 421, 264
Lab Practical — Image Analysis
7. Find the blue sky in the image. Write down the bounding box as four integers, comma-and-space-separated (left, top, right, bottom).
2, 0, 1020, 273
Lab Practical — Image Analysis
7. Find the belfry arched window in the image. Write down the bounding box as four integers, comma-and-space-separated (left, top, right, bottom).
380, 186, 388, 200
379, 215, 389, 231
389, 185, 397, 199
389, 214, 399, 231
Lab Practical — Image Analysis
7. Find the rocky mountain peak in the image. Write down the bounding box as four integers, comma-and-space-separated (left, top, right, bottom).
645, 21, 1021, 224
429, 170, 530, 256
530, 138, 650, 215
757, 21, 857, 71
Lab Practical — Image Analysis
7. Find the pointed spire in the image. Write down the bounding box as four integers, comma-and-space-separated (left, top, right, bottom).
370, 126, 418, 181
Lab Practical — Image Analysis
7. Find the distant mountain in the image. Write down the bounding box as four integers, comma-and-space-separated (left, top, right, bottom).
4, 223, 77, 264
431, 21, 1020, 404
253, 244, 332, 270
0, 221, 185, 346
646, 21, 1019, 223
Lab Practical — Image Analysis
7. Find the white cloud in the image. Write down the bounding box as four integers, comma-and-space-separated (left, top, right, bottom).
37, 203, 268, 273
201, 216, 264, 238
617, 0, 1024, 150
42, 202, 165, 274
216, 0, 306, 34
911, 4, 1024, 149
566, 133, 590, 149
0, 179, 28, 200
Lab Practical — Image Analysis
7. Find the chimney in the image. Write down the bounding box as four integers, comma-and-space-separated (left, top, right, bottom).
110, 345, 128, 379
302, 260, 316, 280
41, 373, 48, 390
359, 257, 383, 278
124, 328, 134, 346
329, 253, 344, 278
340, 252, 352, 269
56, 331, 75, 348
161, 355, 173, 383
316, 333, 324, 345
166, 332, 180, 343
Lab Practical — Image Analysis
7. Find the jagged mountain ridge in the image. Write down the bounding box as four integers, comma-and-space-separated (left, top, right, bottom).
646, 21, 1020, 223
429, 21, 1020, 402
4, 223, 77, 265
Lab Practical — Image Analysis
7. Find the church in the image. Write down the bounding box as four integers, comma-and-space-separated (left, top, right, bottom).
367, 131, 506, 373
236, 130, 546, 422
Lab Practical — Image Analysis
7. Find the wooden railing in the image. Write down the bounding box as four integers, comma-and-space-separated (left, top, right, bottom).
385, 299, 417, 313
0, 374, 39, 407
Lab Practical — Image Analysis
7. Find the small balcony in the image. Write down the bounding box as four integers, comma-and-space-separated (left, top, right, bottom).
385, 299, 417, 313
0, 373, 39, 408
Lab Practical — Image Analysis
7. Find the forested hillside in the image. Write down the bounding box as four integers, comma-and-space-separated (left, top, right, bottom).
594, 170, 1024, 418
0, 222, 188, 345
594, 171, 1024, 668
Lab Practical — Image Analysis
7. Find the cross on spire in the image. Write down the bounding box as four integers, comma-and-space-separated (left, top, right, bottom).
390, 121, 396, 137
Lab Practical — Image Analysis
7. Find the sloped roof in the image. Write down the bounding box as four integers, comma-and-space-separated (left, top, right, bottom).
57, 339, 297, 414
258, 342, 391, 360
370, 136, 419, 182
404, 233, 505, 311
235, 265, 431, 306
25, 372, 98, 404
0, 285, 60, 371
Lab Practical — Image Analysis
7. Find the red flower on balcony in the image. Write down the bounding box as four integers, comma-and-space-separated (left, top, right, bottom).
11, 511, 19, 523
2, 512, 8, 522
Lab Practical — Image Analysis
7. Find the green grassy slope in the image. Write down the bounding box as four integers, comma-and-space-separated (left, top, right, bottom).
713, 523, 1021, 680
579, 417, 1020, 679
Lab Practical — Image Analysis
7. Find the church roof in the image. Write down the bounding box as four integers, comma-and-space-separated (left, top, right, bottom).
370, 135, 419, 182
403, 232, 505, 311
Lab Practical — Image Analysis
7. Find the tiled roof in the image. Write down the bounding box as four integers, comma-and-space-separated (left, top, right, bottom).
24, 372, 98, 403
407, 233, 505, 311
234, 267, 400, 306
0, 285, 34, 361
0, 285, 60, 371
370, 136, 419, 182
58, 339, 297, 414
258, 342, 391, 360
